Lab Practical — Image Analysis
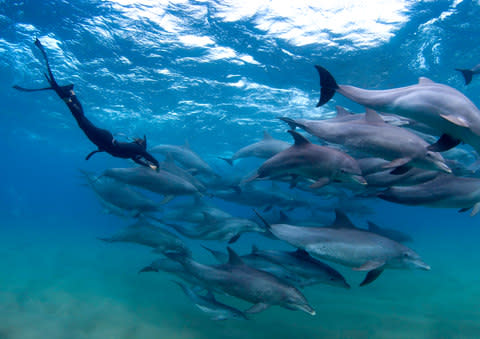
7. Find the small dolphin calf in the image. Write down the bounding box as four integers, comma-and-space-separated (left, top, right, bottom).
166, 248, 315, 315
251, 130, 366, 189
378, 174, 480, 216
255, 210, 430, 286
139, 258, 207, 289
102, 167, 199, 203
150, 142, 217, 177
315, 65, 480, 154
456, 64, 480, 85
98, 218, 191, 256
220, 131, 290, 166
173, 281, 248, 321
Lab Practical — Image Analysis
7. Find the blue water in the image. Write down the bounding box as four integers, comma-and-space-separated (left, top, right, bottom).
1, 1, 480, 338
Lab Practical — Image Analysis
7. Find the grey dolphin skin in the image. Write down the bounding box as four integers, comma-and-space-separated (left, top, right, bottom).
251, 130, 366, 189
166, 212, 265, 244
165, 248, 316, 315
101, 166, 200, 203
250, 245, 350, 289
172, 280, 248, 320
81, 170, 162, 216
98, 218, 191, 256
456, 63, 480, 85
254, 209, 430, 286
159, 153, 207, 192
279, 109, 451, 174
315, 65, 480, 154
219, 131, 290, 166
149, 142, 218, 177
378, 174, 480, 216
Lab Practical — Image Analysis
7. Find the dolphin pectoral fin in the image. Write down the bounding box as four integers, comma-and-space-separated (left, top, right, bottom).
359, 268, 385, 286
289, 175, 300, 189
309, 178, 330, 189
263, 205, 273, 212
219, 157, 234, 166
458, 207, 471, 213
228, 234, 241, 244
315, 65, 339, 107
440, 114, 470, 128
352, 260, 385, 271
85, 149, 102, 160
389, 164, 412, 175
470, 202, 480, 216
427, 134, 461, 152
245, 303, 270, 314
160, 195, 175, 204
278, 117, 298, 130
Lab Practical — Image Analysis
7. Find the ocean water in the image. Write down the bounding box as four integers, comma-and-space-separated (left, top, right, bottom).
1, 1, 480, 338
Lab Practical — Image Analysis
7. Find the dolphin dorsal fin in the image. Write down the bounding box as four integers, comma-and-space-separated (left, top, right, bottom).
293, 248, 311, 259
263, 131, 273, 140
288, 130, 310, 147
367, 221, 381, 232
418, 77, 435, 85
227, 247, 244, 266
332, 209, 356, 229
335, 106, 351, 118
202, 211, 219, 224
365, 108, 385, 124
251, 244, 259, 253
205, 290, 216, 301
279, 211, 290, 223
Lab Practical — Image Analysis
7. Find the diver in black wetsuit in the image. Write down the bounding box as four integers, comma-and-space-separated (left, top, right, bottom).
14, 39, 159, 170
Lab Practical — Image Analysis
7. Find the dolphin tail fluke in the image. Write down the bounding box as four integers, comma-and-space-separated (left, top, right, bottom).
359, 268, 384, 287
456, 68, 474, 85
219, 157, 234, 166
315, 65, 339, 107
427, 134, 461, 152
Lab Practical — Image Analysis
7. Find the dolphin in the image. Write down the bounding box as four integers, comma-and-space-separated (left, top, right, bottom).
201, 245, 313, 288
366, 221, 413, 243
250, 130, 366, 189
149, 142, 218, 177
315, 65, 480, 154
456, 63, 480, 85
166, 248, 315, 315
163, 196, 232, 224
279, 109, 451, 174
81, 170, 162, 216
250, 245, 350, 289
166, 212, 265, 244
378, 174, 480, 216
101, 167, 200, 203
159, 153, 207, 192
254, 209, 430, 286
219, 131, 290, 166
213, 182, 310, 211
98, 218, 191, 256
172, 281, 248, 320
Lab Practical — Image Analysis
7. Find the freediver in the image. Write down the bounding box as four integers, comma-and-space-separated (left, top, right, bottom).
13, 38, 159, 170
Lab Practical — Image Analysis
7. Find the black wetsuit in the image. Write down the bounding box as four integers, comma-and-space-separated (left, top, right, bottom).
60, 88, 159, 168
14, 38, 159, 169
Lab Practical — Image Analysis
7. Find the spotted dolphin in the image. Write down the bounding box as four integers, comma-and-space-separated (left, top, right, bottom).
315, 65, 480, 154
255, 210, 430, 286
